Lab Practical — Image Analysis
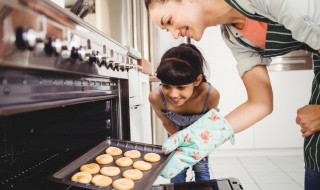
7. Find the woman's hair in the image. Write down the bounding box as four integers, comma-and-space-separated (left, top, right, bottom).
145, 0, 166, 11
156, 43, 208, 85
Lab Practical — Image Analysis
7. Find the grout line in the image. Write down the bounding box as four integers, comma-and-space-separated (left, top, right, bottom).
236, 156, 263, 190
267, 156, 304, 188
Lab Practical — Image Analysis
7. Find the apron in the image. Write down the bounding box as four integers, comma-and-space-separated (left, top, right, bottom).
225, 0, 320, 172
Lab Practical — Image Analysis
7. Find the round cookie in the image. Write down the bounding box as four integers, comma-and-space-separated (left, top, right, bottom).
124, 150, 141, 159
91, 174, 112, 187
144, 153, 161, 162
112, 178, 134, 190
133, 160, 152, 171
115, 157, 133, 167
106, 146, 122, 156
96, 154, 113, 164
100, 166, 121, 177
80, 163, 100, 174
123, 169, 143, 181
71, 171, 92, 184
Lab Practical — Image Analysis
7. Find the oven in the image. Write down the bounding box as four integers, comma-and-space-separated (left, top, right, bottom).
0, 0, 133, 189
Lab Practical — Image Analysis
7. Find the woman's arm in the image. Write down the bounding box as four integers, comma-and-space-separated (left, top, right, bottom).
225, 65, 273, 133
149, 90, 178, 135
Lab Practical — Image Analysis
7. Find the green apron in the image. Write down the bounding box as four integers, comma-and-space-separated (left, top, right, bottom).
225, 0, 320, 172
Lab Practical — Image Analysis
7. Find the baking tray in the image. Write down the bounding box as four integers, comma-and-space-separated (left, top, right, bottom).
49, 138, 174, 190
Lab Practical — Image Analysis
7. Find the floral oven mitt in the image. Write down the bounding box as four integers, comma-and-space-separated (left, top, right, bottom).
161, 108, 235, 178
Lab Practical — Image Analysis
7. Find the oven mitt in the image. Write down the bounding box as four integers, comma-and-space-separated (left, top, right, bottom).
161, 108, 235, 178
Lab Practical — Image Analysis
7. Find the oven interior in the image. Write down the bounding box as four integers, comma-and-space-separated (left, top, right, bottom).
0, 98, 122, 189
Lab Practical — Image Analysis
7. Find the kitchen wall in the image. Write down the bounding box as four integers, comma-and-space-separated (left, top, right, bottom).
193, 26, 313, 151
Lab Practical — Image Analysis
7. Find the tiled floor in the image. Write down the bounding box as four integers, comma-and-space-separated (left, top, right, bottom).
154, 154, 305, 190
210, 155, 304, 190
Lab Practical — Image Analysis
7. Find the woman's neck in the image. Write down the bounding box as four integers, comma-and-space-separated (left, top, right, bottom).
205, 0, 246, 27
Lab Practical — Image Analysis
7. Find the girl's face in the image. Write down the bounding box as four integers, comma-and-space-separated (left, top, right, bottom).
161, 83, 195, 106
149, 0, 206, 41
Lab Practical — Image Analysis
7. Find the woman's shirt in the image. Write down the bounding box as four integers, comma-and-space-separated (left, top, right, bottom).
236, 17, 267, 49
221, 0, 320, 78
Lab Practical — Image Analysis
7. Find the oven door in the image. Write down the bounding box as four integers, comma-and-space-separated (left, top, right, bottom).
151, 178, 243, 190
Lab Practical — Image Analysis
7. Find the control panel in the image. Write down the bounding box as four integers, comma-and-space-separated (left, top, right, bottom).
0, 0, 139, 79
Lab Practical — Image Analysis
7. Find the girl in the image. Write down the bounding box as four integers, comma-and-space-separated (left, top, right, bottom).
149, 43, 220, 183
145, 0, 320, 189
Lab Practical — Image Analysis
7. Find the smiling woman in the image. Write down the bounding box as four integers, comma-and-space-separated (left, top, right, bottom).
145, 0, 320, 189
145, 0, 211, 40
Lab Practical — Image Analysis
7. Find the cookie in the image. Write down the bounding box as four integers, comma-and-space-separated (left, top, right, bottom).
124, 150, 141, 159
106, 146, 122, 156
143, 153, 161, 162
80, 163, 100, 174
112, 178, 134, 190
122, 169, 143, 180
115, 157, 133, 167
91, 174, 112, 187
71, 171, 92, 184
100, 166, 121, 177
96, 154, 113, 164
133, 160, 152, 171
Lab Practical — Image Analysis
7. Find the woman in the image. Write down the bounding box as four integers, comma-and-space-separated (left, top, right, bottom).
145, 0, 320, 189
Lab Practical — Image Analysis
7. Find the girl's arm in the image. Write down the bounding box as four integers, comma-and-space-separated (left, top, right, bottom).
225, 65, 273, 133
149, 90, 178, 135
206, 85, 220, 110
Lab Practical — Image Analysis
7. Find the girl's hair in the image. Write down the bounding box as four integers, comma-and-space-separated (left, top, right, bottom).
156, 43, 208, 85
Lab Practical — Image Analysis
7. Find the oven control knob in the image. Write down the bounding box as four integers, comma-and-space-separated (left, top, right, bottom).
78, 47, 90, 62
15, 27, 37, 50
44, 37, 62, 56
70, 47, 79, 59
100, 55, 108, 67
89, 51, 101, 64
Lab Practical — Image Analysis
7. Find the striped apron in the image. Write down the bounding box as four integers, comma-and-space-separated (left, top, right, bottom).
225, 0, 320, 172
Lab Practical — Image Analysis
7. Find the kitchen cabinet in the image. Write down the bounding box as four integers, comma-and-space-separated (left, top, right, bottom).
129, 71, 152, 144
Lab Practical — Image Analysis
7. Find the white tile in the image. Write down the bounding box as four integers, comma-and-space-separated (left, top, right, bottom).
259, 183, 303, 190
250, 172, 296, 184
211, 163, 247, 172
245, 163, 282, 172
288, 172, 304, 186
239, 156, 271, 165
210, 156, 241, 165
269, 156, 302, 164
276, 163, 304, 172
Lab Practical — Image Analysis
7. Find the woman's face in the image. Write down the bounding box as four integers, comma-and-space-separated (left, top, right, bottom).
149, 0, 206, 41
161, 83, 195, 106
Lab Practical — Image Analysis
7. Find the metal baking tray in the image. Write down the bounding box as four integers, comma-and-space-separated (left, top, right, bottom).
49, 138, 174, 190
